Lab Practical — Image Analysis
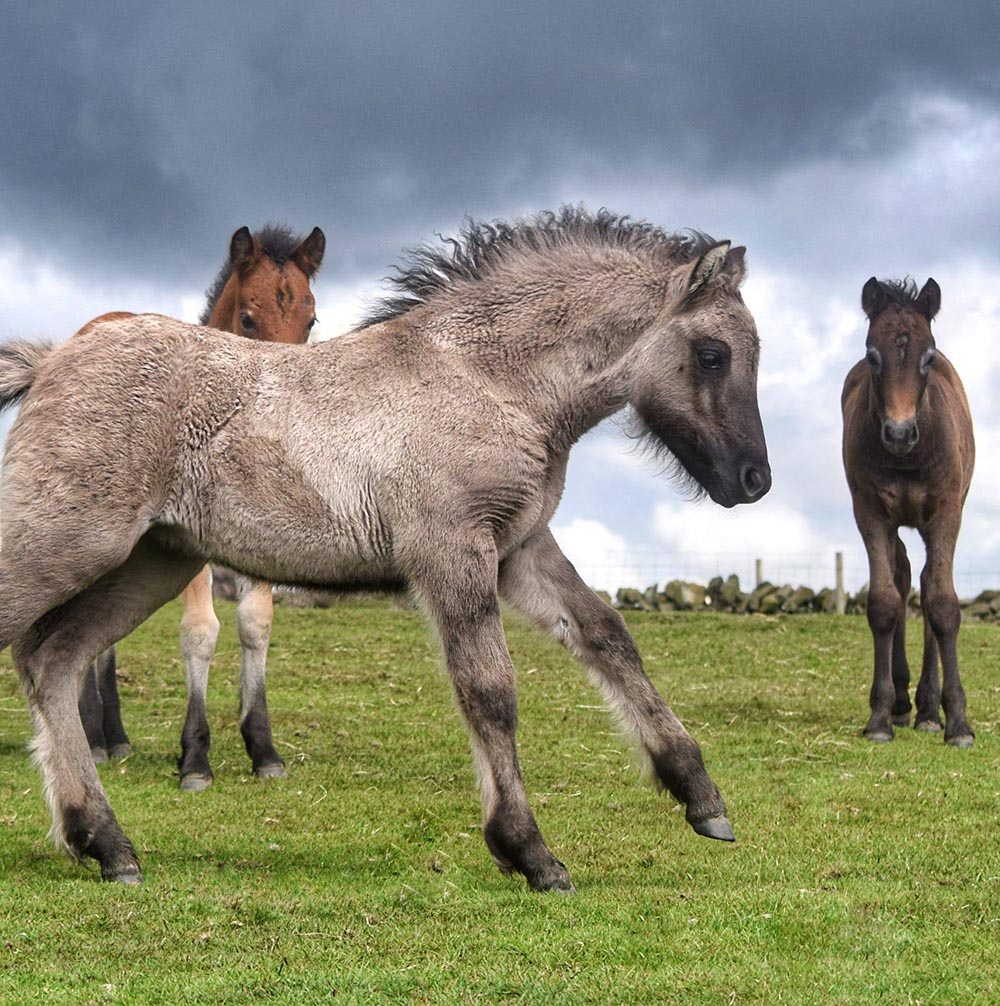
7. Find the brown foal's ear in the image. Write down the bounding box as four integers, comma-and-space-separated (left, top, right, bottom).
229, 226, 257, 274
293, 227, 326, 278
915, 278, 941, 321
861, 276, 888, 320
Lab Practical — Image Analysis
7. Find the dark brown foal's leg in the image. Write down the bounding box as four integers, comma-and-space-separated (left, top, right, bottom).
914, 615, 942, 732
498, 529, 732, 840
890, 537, 913, 726
859, 521, 901, 742
411, 535, 573, 893
919, 519, 973, 747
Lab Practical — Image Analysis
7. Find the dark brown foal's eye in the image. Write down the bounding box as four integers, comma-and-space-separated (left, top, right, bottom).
866, 346, 882, 375
919, 348, 936, 375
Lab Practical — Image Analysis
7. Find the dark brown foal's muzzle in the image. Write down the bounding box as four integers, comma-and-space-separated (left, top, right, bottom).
881, 417, 919, 455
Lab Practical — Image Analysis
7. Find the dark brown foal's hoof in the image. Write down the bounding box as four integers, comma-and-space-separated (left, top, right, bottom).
945, 734, 974, 749
254, 762, 288, 780
863, 727, 893, 743
179, 772, 213, 792
690, 814, 735, 842
91, 747, 109, 764
915, 719, 942, 733
108, 743, 133, 759
891, 712, 911, 727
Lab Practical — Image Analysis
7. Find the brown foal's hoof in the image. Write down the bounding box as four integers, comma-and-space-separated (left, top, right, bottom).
690, 814, 735, 842
179, 773, 213, 792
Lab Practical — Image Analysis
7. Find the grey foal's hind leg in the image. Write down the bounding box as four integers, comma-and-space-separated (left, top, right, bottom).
498, 529, 732, 841
15, 534, 205, 882
411, 536, 573, 892
235, 576, 286, 779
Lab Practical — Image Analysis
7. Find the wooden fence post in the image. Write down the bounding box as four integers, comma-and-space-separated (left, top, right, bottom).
835, 551, 846, 615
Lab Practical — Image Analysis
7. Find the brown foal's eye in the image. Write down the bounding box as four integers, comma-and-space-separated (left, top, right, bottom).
240, 312, 256, 330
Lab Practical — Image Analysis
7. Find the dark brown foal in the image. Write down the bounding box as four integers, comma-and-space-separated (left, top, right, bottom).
842, 277, 975, 746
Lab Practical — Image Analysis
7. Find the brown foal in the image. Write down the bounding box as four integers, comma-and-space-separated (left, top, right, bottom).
842, 277, 975, 746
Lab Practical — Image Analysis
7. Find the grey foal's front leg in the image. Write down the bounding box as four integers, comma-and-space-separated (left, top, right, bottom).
498, 529, 732, 840
412, 536, 573, 892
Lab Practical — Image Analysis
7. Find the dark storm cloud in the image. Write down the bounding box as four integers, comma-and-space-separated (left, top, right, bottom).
2, 1, 999, 286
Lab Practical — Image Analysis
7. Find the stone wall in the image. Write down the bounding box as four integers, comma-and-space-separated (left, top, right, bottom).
613, 575, 1000, 621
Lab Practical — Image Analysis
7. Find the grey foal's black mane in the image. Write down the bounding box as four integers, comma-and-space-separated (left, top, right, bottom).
359, 205, 718, 329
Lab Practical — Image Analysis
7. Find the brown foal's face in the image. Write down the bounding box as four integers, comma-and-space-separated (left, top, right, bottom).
862, 277, 940, 456
219, 225, 326, 344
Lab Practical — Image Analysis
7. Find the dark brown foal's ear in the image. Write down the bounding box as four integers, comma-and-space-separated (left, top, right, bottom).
229, 226, 256, 274
293, 227, 326, 278
915, 278, 941, 321
861, 277, 887, 320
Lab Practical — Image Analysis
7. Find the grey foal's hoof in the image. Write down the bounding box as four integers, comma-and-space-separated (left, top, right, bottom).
690, 814, 735, 842
108, 870, 144, 886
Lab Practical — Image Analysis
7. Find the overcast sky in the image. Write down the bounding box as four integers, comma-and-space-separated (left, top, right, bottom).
3, 2, 1000, 595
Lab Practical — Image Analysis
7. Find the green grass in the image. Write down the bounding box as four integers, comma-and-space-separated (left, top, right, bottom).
1, 599, 998, 1005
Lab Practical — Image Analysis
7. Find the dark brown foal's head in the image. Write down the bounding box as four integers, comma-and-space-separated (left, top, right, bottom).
861, 276, 940, 456
203, 225, 326, 344
632, 241, 771, 508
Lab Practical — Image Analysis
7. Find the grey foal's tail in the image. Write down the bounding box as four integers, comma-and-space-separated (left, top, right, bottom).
0, 341, 54, 413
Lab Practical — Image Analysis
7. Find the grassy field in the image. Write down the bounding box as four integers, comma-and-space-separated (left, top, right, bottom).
1, 597, 998, 1005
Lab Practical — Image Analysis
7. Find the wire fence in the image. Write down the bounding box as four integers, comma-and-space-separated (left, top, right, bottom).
568, 549, 1000, 601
